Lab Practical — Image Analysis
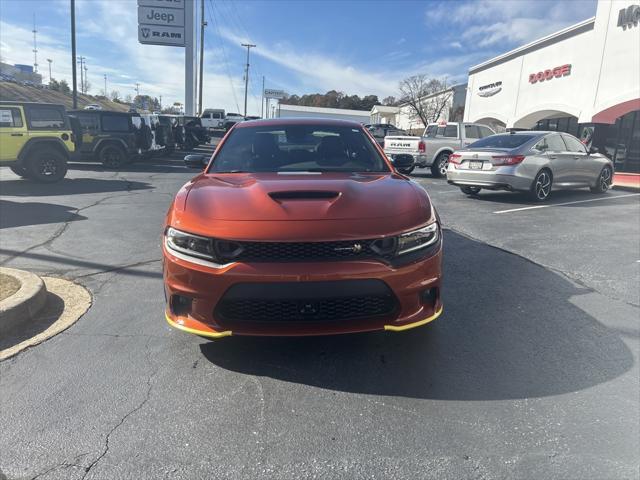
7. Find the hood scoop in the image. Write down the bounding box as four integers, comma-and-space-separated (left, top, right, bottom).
268, 190, 340, 201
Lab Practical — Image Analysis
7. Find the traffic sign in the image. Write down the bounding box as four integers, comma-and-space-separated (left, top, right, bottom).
138, 25, 185, 46
138, 6, 185, 27
264, 89, 285, 99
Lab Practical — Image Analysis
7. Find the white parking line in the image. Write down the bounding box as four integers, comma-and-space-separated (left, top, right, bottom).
493, 193, 640, 214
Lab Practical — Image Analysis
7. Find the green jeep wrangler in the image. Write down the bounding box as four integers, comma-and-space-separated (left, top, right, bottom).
0, 101, 75, 182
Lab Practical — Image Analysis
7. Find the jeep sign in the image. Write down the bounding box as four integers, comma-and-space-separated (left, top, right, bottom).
138, 6, 185, 26
138, 25, 185, 46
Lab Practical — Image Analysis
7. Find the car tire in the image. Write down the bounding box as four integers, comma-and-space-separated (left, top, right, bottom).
398, 165, 415, 175
590, 166, 612, 194
10, 164, 32, 179
25, 149, 68, 183
99, 144, 128, 169
460, 186, 481, 195
529, 169, 553, 202
431, 153, 449, 178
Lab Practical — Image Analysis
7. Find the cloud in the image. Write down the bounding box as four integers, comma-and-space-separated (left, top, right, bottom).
450, 41, 462, 49
426, 0, 596, 51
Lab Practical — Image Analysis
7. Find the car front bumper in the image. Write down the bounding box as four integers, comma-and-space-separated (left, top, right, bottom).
446, 164, 532, 191
163, 242, 443, 338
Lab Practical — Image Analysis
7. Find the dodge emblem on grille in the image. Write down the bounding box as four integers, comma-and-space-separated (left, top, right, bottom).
334, 243, 363, 253
298, 302, 318, 315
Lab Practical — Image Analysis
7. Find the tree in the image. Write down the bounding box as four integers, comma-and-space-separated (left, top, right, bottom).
59, 79, 71, 94
110, 90, 121, 102
382, 96, 397, 106
398, 75, 451, 125
124, 94, 133, 104
49, 79, 60, 91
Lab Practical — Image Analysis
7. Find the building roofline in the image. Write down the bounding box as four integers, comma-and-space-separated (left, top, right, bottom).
468, 17, 596, 75
277, 104, 370, 115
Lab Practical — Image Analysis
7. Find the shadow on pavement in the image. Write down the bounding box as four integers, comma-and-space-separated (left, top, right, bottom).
0, 177, 153, 197
0, 200, 87, 229
460, 189, 613, 207
0, 291, 64, 351
200, 231, 634, 400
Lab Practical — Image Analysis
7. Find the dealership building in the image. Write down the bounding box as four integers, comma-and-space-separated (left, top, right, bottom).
464, 0, 640, 173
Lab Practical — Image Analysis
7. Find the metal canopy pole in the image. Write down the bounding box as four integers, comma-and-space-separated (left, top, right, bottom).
185, 0, 196, 115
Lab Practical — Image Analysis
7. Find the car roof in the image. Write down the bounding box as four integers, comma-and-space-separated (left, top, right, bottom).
235, 117, 364, 129
68, 110, 132, 115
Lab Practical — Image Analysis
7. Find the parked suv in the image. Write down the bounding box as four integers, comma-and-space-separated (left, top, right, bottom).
69, 110, 142, 168
384, 122, 495, 176
0, 101, 74, 182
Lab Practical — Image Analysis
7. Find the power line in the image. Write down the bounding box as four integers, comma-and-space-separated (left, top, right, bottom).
206, 0, 241, 112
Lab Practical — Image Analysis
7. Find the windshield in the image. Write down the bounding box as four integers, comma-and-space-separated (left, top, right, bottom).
468, 134, 537, 149
209, 124, 390, 173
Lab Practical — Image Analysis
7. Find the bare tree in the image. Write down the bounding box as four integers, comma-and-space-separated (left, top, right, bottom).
382, 96, 397, 106
398, 75, 452, 125
110, 90, 121, 102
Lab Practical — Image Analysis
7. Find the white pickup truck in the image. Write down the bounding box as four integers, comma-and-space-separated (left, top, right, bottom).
200, 109, 245, 132
384, 122, 496, 177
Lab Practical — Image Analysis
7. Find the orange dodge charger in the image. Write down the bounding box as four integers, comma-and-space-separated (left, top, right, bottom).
163, 118, 442, 338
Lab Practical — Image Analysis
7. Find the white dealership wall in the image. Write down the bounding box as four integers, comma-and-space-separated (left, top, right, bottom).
277, 104, 370, 124
464, 0, 640, 129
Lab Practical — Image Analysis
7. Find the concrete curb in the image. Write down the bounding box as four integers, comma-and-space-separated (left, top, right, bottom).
0, 277, 92, 361
0, 267, 47, 337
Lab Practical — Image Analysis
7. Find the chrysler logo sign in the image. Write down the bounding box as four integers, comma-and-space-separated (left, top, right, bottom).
618, 4, 640, 29
529, 64, 571, 84
478, 81, 502, 97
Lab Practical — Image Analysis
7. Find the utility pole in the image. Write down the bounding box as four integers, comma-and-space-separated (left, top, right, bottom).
71, 0, 77, 108
103, 74, 107, 97
46, 59, 52, 83
241, 43, 256, 117
159, 95, 162, 110
135, 82, 140, 96
261, 76, 264, 118
198, 0, 206, 114
32, 14, 38, 73
84, 63, 88, 93
77, 56, 85, 94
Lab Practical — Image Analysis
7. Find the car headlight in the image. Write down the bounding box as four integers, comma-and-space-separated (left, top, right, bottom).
396, 223, 439, 255
165, 227, 217, 261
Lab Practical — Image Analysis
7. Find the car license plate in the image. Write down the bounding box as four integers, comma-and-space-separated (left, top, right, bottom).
468, 160, 483, 170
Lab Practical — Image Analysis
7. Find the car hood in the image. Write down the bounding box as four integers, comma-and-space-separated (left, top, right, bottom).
172, 172, 434, 241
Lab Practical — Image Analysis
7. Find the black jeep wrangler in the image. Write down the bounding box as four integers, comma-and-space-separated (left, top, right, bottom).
176, 116, 211, 150
68, 110, 152, 168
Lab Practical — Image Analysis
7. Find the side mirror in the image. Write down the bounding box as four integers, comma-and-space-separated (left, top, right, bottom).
184, 154, 207, 169
589, 146, 599, 154
392, 154, 414, 171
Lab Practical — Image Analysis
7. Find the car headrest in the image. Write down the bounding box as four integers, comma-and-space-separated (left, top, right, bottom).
253, 133, 278, 157
317, 136, 346, 159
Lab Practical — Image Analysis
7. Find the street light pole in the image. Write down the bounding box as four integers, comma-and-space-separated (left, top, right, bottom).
241, 43, 256, 118
71, 0, 77, 108
46, 59, 52, 83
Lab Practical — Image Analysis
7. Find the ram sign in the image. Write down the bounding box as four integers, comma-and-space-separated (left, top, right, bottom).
138, 0, 185, 46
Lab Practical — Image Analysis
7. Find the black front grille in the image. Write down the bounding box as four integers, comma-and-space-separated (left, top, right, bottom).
215, 280, 397, 323
228, 239, 381, 262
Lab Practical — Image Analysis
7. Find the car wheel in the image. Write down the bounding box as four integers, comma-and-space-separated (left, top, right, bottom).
26, 149, 68, 183
590, 166, 612, 194
431, 153, 449, 178
460, 186, 481, 195
530, 169, 552, 202
10, 164, 32, 179
99, 144, 127, 168
398, 165, 415, 175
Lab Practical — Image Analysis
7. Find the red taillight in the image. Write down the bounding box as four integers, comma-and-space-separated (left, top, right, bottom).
449, 153, 462, 164
418, 141, 425, 153
491, 155, 525, 166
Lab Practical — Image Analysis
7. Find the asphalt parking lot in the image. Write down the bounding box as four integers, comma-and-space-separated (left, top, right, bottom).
0, 149, 638, 479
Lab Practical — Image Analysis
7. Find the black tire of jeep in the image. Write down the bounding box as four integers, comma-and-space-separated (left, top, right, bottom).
430, 152, 450, 178
99, 144, 128, 169
10, 164, 31, 179
26, 149, 68, 183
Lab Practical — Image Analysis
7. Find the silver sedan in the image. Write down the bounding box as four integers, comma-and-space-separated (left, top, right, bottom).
446, 131, 614, 201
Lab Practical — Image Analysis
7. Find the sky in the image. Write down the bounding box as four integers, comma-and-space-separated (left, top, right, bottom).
0, 0, 597, 115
